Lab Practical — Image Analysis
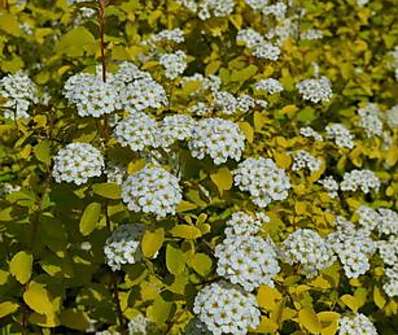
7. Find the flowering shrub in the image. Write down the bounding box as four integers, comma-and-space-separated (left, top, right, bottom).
1, 0, 398, 334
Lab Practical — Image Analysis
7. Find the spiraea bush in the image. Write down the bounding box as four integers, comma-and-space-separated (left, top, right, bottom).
1, 0, 398, 334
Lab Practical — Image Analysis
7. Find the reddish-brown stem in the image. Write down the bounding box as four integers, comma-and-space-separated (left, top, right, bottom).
98, 0, 107, 83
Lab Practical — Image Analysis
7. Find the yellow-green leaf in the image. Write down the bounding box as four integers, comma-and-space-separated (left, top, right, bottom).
257, 285, 282, 311
170, 225, 202, 240
166, 245, 185, 275
141, 228, 164, 258
238, 121, 254, 143
0, 14, 22, 36
147, 298, 173, 323
79, 202, 101, 236
9, 251, 33, 285
60, 309, 91, 331
373, 286, 386, 309
33, 141, 51, 164
92, 183, 121, 200
210, 167, 233, 196
0, 301, 19, 318
191, 253, 212, 276
23, 282, 55, 316
298, 307, 322, 334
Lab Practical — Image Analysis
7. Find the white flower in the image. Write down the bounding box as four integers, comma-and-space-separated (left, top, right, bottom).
356, 0, 370, 6
299, 126, 323, 141
104, 224, 144, 271
158, 114, 196, 148
0, 71, 38, 119
292, 150, 321, 173
357, 103, 383, 137
0, 183, 21, 196
159, 50, 188, 80
193, 281, 261, 335
212, 91, 238, 115
224, 211, 269, 238
236, 29, 264, 48
52, 143, 104, 185
296, 76, 333, 103
244, 0, 269, 11
255, 78, 284, 94
385, 105, 398, 128
234, 157, 291, 208
197, 0, 235, 20
376, 208, 398, 236
121, 166, 182, 217
215, 235, 280, 291
318, 176, 339, 198
377, 236, 398, 267
252, 43, 281, 61
301, 29, 323, 40
237, 95, 256, 113
262, 2, 287, 20
114, 111, 159, 152
338, 314, 378, 335
356, 206, 380, 234
144, 28, 185, 46
325, 123, 355, 149
383, 265, 398, 298
340, 169, 380, 194
63, 73, 120, 118
282, 229, 336, 277
188, 118, 245, 165
128, 314, 155, 335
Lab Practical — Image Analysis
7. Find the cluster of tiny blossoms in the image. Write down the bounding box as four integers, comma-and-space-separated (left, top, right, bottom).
188, 118, 245, 165
300, 126, 324, 141
255, 78, 284, 94
325, 123, 355, 149
318, 176, 339, 198
291, 150, 322, 174
224, 211, 269, 238
338, 313, 378, 335
159, 50, 188, 80
104, 224, 143, 271
234, 157, 291, 208
296, 76, 333, 103
357, 103, 383, 137
176, 0, 235, 20
0, 71, 38, 119
193, 281, 260, 335
52, 143, 104, 185
281, 229, 336, 277
237, 28, 281, 61
340, 169, 381, 194
121, 166, 182, 217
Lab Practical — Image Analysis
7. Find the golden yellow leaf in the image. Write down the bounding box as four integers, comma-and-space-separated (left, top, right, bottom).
298, 307, 322, 334
9, 251, 33, 285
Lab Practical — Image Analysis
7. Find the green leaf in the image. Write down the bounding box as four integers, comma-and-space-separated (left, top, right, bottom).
141, 228, 164, 258
9, 251, 33, 285
297, 107, 316, 123
57, 27, 96, 57
60, 309, 91, 331
0, 301, 19, 319
33, 141, 51, 164
191, 253, 212, 276
0, 14, 22, 36
373, 286, 386, 309
238, 122, 254, 143
147, 298, 173, 323
170, 225, 202, 240
298, 307, 322, 334
166, 245, 185, 275
79, 202, 101, 236
23, 282, 55, 316
92, 183, 121, 200
230, 64, 258, 82
210, 167, 233, 196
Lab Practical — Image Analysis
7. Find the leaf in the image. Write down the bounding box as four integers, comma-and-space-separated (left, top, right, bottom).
141, 228, 164, 258
147, 298, 173, 323
340, 289, 367, 313
79, 202, 101, 236
254, 111, 268, 130
23, 282, 55, 316
298, 307, 322, 334
255, 316, 279, 333
191, 253, 212, 276
210, 167, 233, 196
0, 14, 22, 36
60, 309, 91, 331
318, 312, 339, 335
92, 183, 121, 200
176, 201, 198, 213
230, 64, 258, 82
33, 141, 51, 164
9, 251, 33, 285
57, 27, 96, 57
297, 107, 316, 123
274, 152, 292, 169
373, 286, 386, 309
170, 225, 202, 240
0, 301, 19, 318
166, 245, 185, 275
257, 286, 282, 311
238, 122, 254, 143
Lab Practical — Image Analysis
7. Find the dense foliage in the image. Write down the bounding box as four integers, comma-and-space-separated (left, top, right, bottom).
0, 0, 398, 334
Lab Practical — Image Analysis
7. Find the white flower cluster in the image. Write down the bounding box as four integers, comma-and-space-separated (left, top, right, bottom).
377, 208, 398, 236
234, 157, 291, 208
327, 218, 376, 278
158, 114, 196, 148
356, 0, 370, 6
386, 105, 398, 128
177, 0, 235, 20
106, 164, 125, 185
356, 205, 380, 234
281, 229, 336, 277
383, 265, 398, 298
236, 28, 280, 61
144, 28, 185, 46
357, 103, 383, 137
193, 281, 260, 335
215, 234, 280, 291
263, 2, 287, 20
114, 111, 159, 152
318, 176, 339, 198
296, 76, 333, 103
244, 0, 269, 11
121, 166, 182, 217
300, 126, 324, 141
340, 169, 380, 194
64, 73, 120, 117
325, 123, 355, 149
104, 224, 143, 271
53, 143, 104, 185
378, 236, 398, 267
338, 314, 378, 335
212, 91, 238, 115
0, 183, 21, 196
301, 29, 323, 40
159, 50, 188, 79
255, 78, 284, 94
188, 118, 245, 165
0, 71, 38, 119
127, 314, 154, 335
291, 150, 321, 173
224, 211, 269, 238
